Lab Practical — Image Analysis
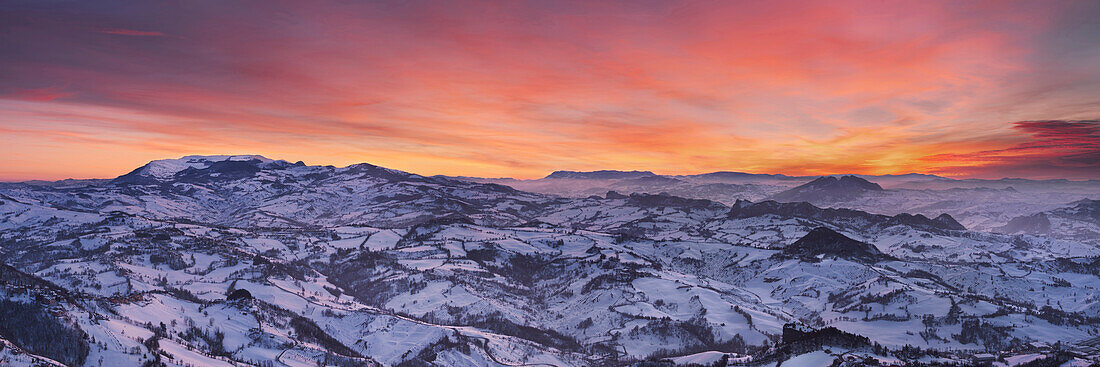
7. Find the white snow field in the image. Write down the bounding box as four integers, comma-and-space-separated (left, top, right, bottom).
0, 155, 1097, 366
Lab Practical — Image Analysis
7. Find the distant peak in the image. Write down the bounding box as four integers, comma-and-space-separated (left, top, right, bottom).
605, 191, 629, 199
835, 175, 883, 190
114, 155, 278, 183
544, 170, 657, 180
802, 175, 883, 188
1072, 198, 1100, 206
807, 176, 838, 184
796, 175, 883, 190
933, 213, 966, 231
771, 175, 882, 202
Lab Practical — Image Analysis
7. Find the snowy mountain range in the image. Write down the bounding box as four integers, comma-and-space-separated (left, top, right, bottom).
1, 155, 1098, 367
457, 170, 1100, 233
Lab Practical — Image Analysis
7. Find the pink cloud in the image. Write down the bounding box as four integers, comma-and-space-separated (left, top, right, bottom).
924, 120, 1100, 179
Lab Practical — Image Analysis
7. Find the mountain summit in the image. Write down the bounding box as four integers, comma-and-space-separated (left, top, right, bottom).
70, 155, 544, 228
771, 175, 883, 202
113, 155, 280, 184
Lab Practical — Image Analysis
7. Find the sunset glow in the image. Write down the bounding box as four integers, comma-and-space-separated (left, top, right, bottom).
2, 0, 1099, 180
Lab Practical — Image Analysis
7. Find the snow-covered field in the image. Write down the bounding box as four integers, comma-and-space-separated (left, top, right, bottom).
1, 155, 1097, 366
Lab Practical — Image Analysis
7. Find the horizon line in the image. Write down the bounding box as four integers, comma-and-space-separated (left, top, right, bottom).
3, 154, 1097, 183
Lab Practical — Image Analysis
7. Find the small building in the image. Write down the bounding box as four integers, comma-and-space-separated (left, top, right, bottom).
1029, 341, 1051, 352
972, 353, 997, 366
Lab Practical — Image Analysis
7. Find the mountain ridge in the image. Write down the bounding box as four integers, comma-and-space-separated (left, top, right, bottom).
1, 155, 1098, 366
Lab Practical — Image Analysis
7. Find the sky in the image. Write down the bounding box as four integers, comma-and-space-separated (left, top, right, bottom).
1, 0, 1099, 180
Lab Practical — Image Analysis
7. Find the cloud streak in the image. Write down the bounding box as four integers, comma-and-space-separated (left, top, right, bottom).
924, 120, 1100, 179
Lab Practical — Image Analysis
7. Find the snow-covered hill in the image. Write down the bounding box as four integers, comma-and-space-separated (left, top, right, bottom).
1, 156, 1098, 366
456, 171, 1100, 232
997, 199, 1100, 245
771, 176, 883, 203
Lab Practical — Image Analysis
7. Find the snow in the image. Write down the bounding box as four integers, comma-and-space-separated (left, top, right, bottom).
159, 338, 235, 367
777, 351, 836, 367
2, 156, 1100, 366
1006, 354, 1045, 366
138, 155, 274, 179
669, 351, 743, 365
